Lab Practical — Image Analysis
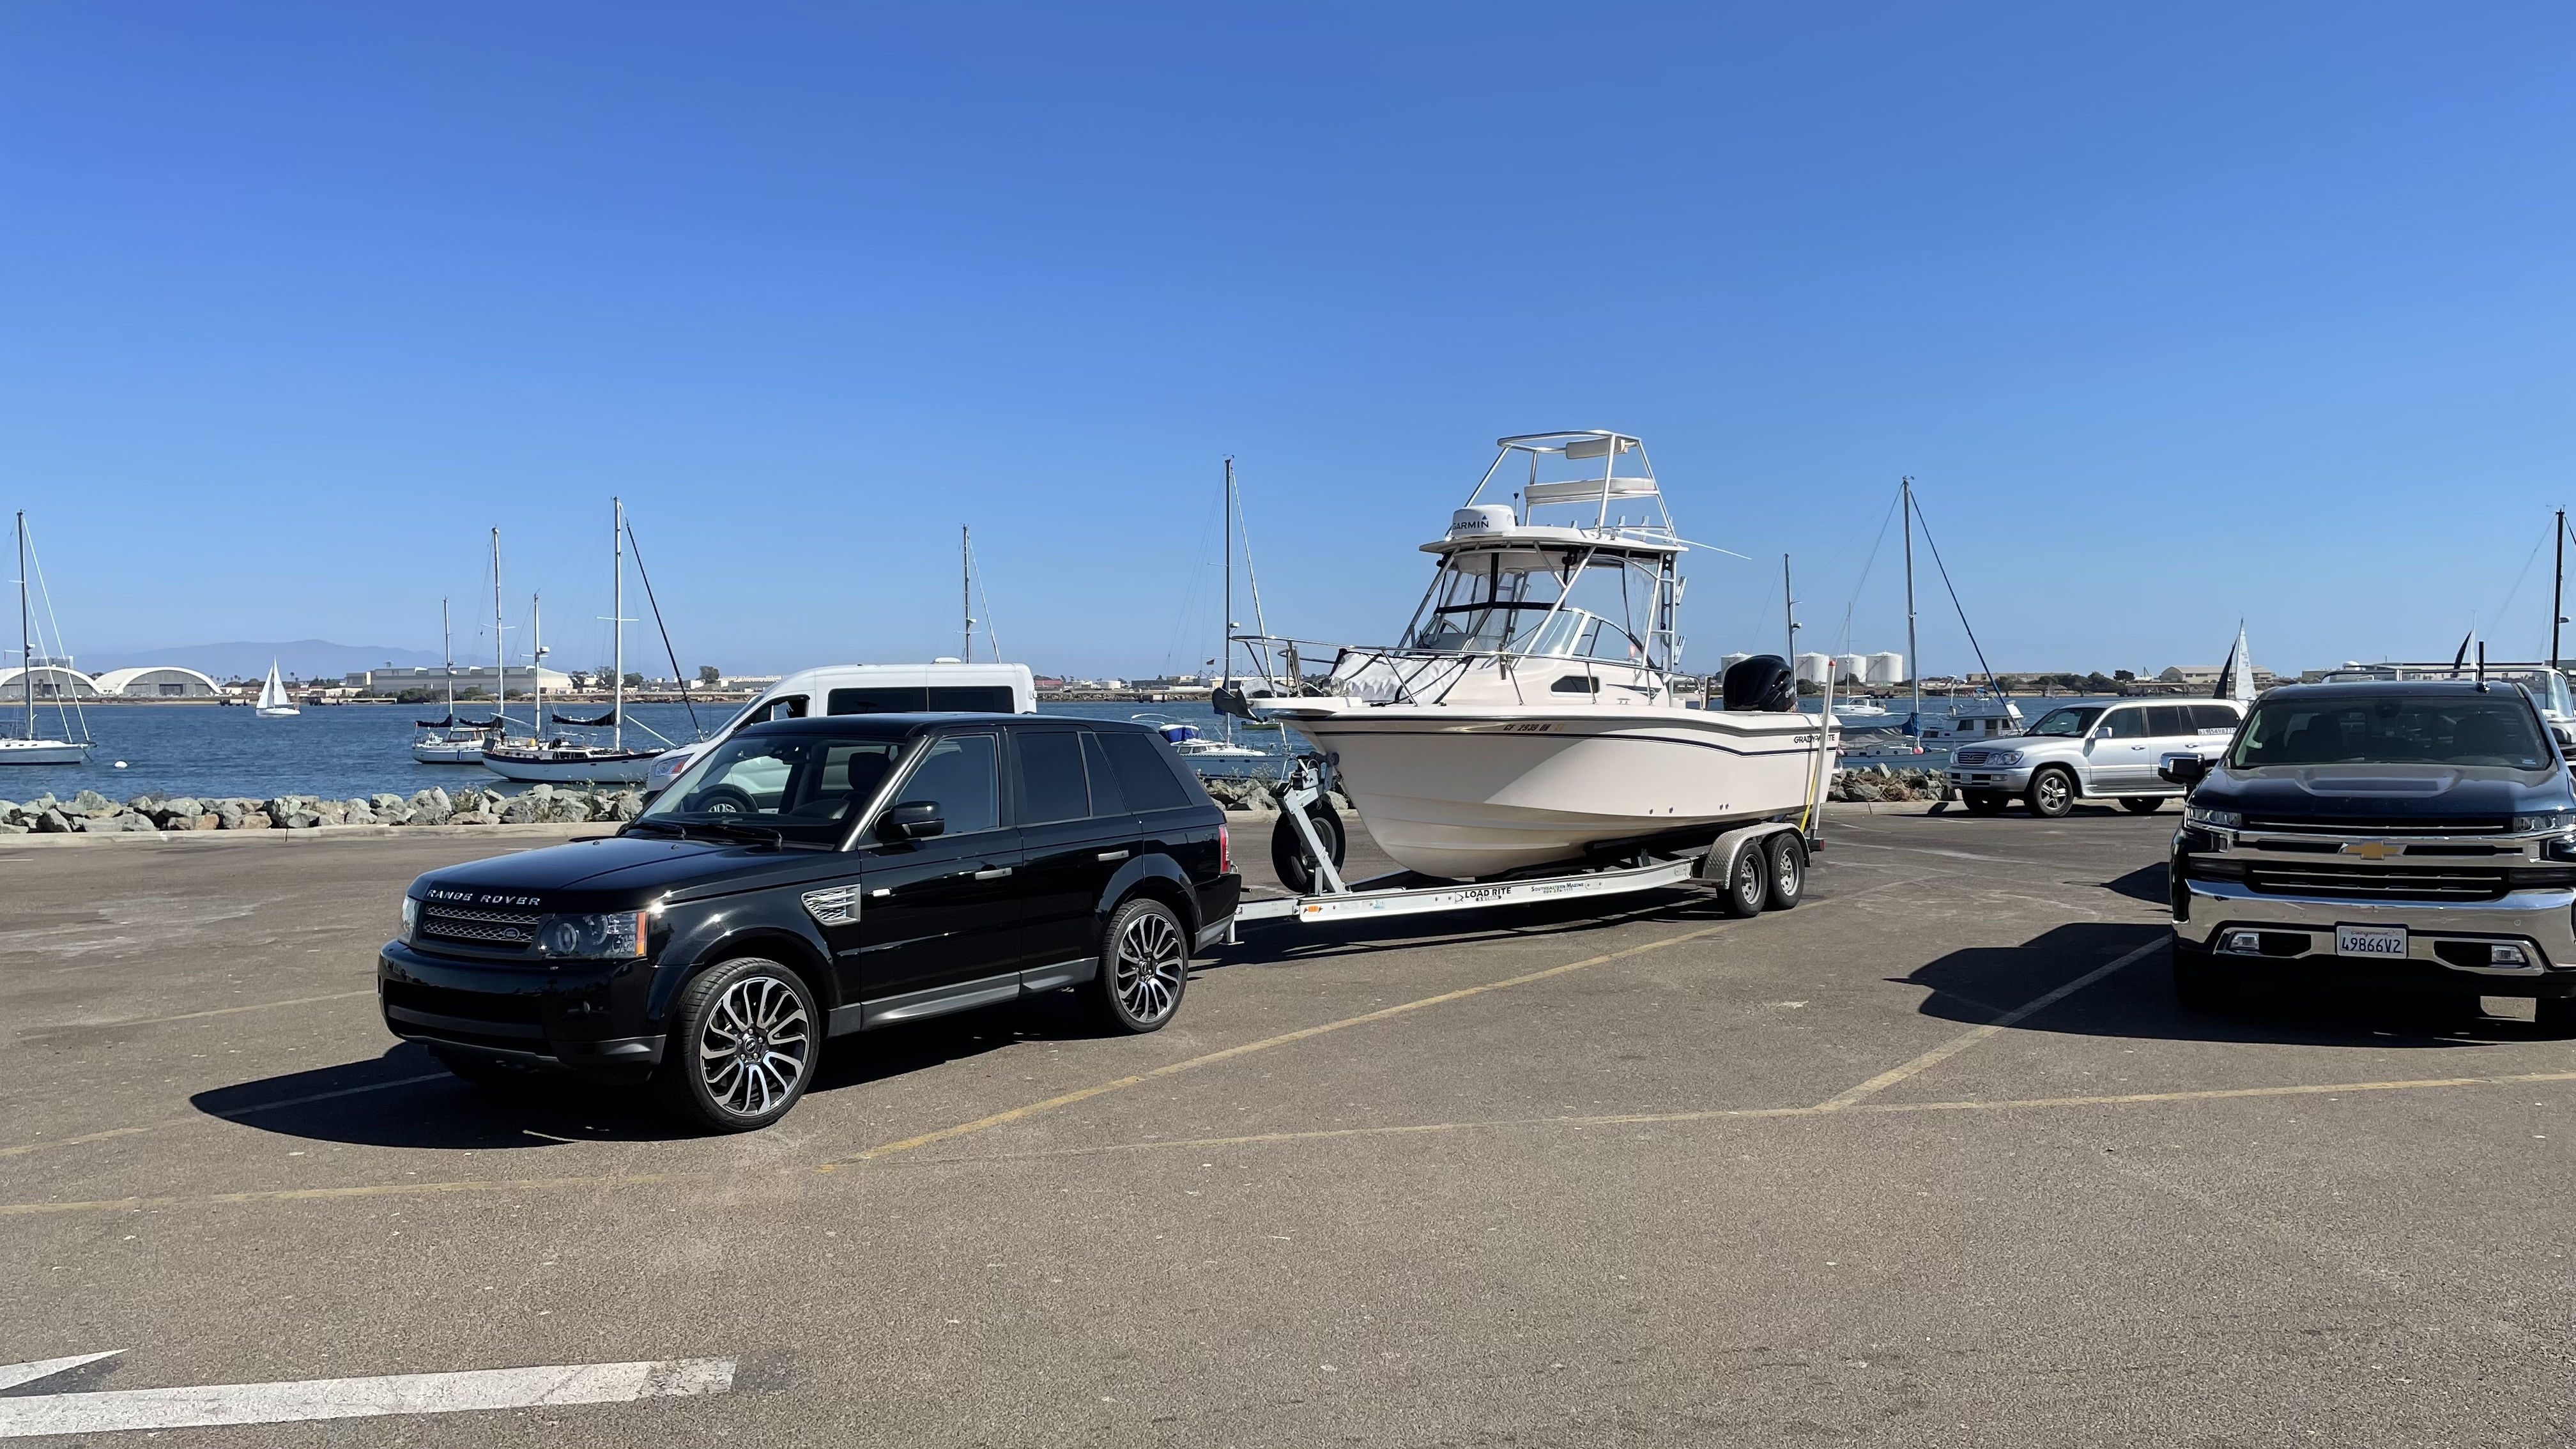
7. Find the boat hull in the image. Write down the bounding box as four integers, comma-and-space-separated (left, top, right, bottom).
1267, 703, 1835, 878
480, 748, 663, 784
0, 739, 91, 765
411, 741, 488, 764
256, 707, 300, 718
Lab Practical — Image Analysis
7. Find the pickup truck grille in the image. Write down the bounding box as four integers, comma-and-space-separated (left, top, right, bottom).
418, 905, 540, 947
2242, 862, 2509, 901
2244, 814, 2507, 835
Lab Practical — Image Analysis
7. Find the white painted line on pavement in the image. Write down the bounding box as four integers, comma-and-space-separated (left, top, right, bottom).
0, 1356, 735, 1438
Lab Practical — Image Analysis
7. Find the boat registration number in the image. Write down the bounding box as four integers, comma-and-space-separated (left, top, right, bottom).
2334, 924, 2408, 959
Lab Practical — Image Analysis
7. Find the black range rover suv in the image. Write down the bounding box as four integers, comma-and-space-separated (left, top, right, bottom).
379, 715, 1240, 1131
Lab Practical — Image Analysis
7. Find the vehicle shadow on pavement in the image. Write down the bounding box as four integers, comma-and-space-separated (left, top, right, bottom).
1898, 921, 2564, 1047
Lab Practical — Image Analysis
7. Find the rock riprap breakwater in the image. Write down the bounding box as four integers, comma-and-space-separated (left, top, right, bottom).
1827, 766, 1952, 803
0, 785, 645, 835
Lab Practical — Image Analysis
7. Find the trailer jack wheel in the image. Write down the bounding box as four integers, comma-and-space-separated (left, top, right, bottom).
1271, 804, 1346, 894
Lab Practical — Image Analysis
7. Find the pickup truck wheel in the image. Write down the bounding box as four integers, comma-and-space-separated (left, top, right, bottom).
2026, 767, 2076, 818
1719, 843, 1767, 918
429, 1046, 542, 1090
1269, 804, 1346, 894
2120, 797, 2165, 815
1087, 897, 1188, 1033
2171, 941, 2232, 1013
1963, 791, 2007, 816
653, 958, 817, 1133
1763, 834, 1806, 911
2534, 995, 2576, 1036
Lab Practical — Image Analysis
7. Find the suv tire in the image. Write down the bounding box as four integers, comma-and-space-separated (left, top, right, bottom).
653, 957, 818, 1133
2171, 940, 2232, 1013
429, 1046, 542, 1090
1718, 841, 1767, 917
1764, 834, 1805, 911
2120, 797, 2165, 815
1089, 896, 1188, 1034
1269, 804, 1346, 894
2026, 767, 2076, 818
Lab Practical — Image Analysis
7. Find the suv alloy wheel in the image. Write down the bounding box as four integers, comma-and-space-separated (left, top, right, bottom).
655, 957, 819, 1132
2026, 767, 2075, 818
1090, 897, 1189, 1032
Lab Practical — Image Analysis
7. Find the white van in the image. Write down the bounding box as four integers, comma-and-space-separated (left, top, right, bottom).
641, 662, 1036, 797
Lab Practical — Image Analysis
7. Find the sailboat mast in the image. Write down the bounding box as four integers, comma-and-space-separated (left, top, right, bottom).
2554, 507, 2565, 670
532, 593, 544, 734
441, 598, 454, 718
613, 497, 625, 753
491, 528, 505, 731
17, 512, 31, 741
1222, 458, 1235, 745
962, 526, 972, 664
1902, 478, 1920, 723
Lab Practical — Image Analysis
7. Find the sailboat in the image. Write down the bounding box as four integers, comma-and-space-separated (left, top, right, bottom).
412, 598, 492, 763
480, 499, 668, 785
254, 660, 300, 718
1, 512, 96, 765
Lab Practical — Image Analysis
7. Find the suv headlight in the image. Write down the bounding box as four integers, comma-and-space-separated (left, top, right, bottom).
2513, 811, 2576, 835
1984, 749, 2024, 766
2185, 804, 2242, 829
534, 910, 649, 960
401, 896, 419, 942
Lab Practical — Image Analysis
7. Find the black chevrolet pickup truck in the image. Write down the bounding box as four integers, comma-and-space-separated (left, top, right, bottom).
2163, 679, 2576, 1029
379, 714, 1240, 1131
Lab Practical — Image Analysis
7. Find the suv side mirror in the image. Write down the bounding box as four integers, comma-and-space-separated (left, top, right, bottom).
2158, 753, 2209, 788
876, 801, 944, 845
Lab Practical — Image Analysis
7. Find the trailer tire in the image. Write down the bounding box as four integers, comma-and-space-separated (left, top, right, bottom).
1719, 843, 1767, 918
1764, 834, 1806, 911
1269, 804, 1346, 894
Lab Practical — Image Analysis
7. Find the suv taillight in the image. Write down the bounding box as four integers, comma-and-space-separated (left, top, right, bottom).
1218, 822, 1231, 875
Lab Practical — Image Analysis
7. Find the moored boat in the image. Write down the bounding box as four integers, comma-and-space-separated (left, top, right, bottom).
3, 512, 95, 766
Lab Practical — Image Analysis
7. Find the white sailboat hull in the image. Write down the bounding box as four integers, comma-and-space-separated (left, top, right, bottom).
0, 737, 91, 765
256, 707, 300, 718
480, 747, 663, 784
1266, 702, 1836, 878
411, 739, 487, 764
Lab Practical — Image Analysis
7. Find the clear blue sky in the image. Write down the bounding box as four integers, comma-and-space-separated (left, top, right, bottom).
3, 3, 2569, 680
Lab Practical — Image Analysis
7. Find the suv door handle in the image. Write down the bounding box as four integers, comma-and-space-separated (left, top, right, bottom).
1096, 850, 1129, 862
973, 867, 1013, 880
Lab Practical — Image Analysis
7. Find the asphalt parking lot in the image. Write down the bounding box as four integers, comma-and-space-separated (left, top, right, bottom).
3, 804, 2571, 1446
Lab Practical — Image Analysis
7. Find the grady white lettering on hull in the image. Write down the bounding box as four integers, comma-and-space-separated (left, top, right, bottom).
1250, 431, 1835, 879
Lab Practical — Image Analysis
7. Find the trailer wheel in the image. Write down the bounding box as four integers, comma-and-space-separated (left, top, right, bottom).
1719, 844, 1767, 917
1269, 804, 1346, 894
1764, 834, 1806, 911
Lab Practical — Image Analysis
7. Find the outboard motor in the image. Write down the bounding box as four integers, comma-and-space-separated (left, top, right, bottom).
1721, 654, 1797, 713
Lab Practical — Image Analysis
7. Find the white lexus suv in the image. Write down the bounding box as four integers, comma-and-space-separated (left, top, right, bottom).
1945, 699, 2247, 818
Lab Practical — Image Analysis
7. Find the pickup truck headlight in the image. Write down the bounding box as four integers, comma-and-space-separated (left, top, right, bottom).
2185, 804, 2243, 829
2512, 811, 2576, 835
1984, 749, 2024, 766
534, 910, 648, 960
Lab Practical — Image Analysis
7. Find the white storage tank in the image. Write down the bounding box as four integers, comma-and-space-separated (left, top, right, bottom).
1794, 652, 1833, 684
1835, 654, 1866, 685
1866, 652, 1904, 685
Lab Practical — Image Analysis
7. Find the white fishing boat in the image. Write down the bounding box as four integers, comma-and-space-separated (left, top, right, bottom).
481, 500, 668, 785
1, 513, 95, 765
1251, 431, 1835, 880
253, 660, 300, 717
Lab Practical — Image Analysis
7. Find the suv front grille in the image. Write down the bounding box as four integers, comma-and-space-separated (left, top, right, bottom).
2243, 862, 2509, 901
418, 905, 540, 947
1953, 749, 1993, 765
2244, 815, 2507, 835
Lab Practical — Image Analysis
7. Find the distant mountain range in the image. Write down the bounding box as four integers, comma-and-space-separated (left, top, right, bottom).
75, 640, 445, 683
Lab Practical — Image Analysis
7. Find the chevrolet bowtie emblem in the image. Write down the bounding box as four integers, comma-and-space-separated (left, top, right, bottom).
2345, 841, 2400, 860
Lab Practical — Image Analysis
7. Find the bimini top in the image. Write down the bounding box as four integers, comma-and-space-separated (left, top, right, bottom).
1429, 429, 1680, 557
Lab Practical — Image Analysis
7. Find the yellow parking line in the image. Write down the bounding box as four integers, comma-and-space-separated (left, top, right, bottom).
0, 1174, 704, 1218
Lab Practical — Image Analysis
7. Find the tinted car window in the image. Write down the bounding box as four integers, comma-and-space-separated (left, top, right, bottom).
893, 734, 1000, 834
636, 733, 900, 842
2145, 706, 2193, 735
1082, 732, 1129, 816
930, 686, 1016, 711
829, 687, 930, 714
2189, 703, 2240, 732
2098, 708, 2151, 739
1096, 731, 1193, 811
1015, 732, 1089, 824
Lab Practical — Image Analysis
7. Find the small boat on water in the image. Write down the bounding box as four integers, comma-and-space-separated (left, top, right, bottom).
412, 601, 494, 763
253, 660, 300, 718
1, 512, 95, 766
1135, 715, 1268, 762
1253, 430, 1836, 880
480, 502, 668, 785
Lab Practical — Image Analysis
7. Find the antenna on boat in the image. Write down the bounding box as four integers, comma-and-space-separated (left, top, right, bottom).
962, 525, 974, 663
1782, 555, 1797, 663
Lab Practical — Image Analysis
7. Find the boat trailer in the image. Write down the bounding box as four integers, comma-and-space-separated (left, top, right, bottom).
1231, 758, 1816, 932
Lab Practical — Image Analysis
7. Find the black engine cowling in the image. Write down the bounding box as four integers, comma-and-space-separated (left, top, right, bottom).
1721, 654, 1797, 713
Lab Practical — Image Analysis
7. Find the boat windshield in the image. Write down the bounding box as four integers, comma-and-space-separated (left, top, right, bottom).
2228, 694, 2552, 770
2025, 707, 2104, 738
634, 733, 908, 843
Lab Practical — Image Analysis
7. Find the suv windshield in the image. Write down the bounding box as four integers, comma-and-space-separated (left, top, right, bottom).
2229, 696, 2551, 770
635, 733, 906, 843
2025, 707, 2104, 738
